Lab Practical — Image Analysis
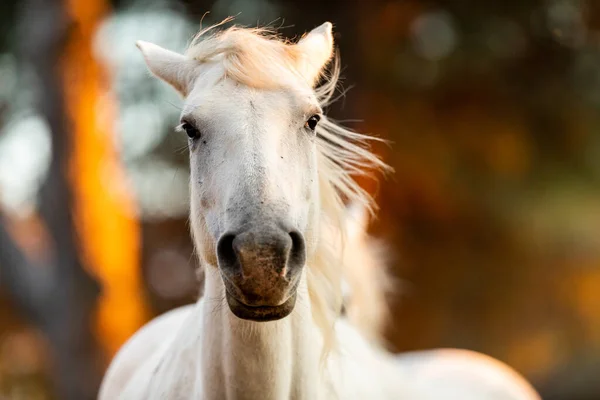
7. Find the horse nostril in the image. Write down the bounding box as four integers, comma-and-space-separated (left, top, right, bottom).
216, 233, 238, 274
288, 230, 306, 271
217, 229, 306, 281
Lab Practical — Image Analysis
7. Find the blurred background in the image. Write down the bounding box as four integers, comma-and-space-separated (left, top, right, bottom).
0, 0, 599, 398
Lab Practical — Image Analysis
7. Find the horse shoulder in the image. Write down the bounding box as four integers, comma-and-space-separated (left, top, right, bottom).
328, 320, 410, 399
394, 348, 541, 400
99, 305, 195, 400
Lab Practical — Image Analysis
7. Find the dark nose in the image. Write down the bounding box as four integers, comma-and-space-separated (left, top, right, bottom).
216, 227, 306, 306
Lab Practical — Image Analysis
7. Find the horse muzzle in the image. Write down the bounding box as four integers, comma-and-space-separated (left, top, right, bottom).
216, 226, 306, 321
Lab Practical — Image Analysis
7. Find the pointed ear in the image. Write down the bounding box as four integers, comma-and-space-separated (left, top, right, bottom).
136, 41, 198, 96
295, 22, 334, 85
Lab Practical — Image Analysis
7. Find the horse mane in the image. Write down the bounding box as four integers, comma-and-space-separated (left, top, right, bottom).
185, 21, 390, 356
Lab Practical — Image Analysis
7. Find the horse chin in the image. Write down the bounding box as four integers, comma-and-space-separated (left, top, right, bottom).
225, 292, 297, 322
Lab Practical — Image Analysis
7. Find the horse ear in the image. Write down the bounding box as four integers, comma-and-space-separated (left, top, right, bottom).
136, 41, 198, 96
295, 22, 334, 85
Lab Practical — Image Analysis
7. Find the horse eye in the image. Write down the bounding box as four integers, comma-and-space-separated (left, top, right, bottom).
305, 115, 321, 131
181, 122, 200, 140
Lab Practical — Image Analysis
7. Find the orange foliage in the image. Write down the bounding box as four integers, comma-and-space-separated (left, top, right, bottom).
570, 267, 600, 347
506, 329, 565, 378
63, 0, 148, 357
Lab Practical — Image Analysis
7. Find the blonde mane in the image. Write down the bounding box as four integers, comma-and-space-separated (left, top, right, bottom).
185, 22, 390, 354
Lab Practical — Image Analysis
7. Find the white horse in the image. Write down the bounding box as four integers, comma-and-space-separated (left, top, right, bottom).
99, 21, 541, 400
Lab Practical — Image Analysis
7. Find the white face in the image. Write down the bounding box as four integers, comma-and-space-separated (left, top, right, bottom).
183, 70, 321, 263
137, 23, 334, 321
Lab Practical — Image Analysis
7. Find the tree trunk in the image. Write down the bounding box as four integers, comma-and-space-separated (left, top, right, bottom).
0, 0, 103, 398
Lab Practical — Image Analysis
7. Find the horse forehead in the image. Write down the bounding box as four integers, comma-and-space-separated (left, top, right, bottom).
219, 85, 307, 116
187, 79, 314, 117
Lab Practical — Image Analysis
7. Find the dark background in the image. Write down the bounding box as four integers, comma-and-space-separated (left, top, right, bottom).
0, 0, 599, 399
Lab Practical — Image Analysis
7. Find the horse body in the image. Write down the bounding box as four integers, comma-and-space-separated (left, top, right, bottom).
101, 275, 406, 400
101, 287, 538, 400
100, 20, 541, 400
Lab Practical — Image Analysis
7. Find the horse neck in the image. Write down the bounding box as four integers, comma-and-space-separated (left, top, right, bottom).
200, 266, 322, 400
